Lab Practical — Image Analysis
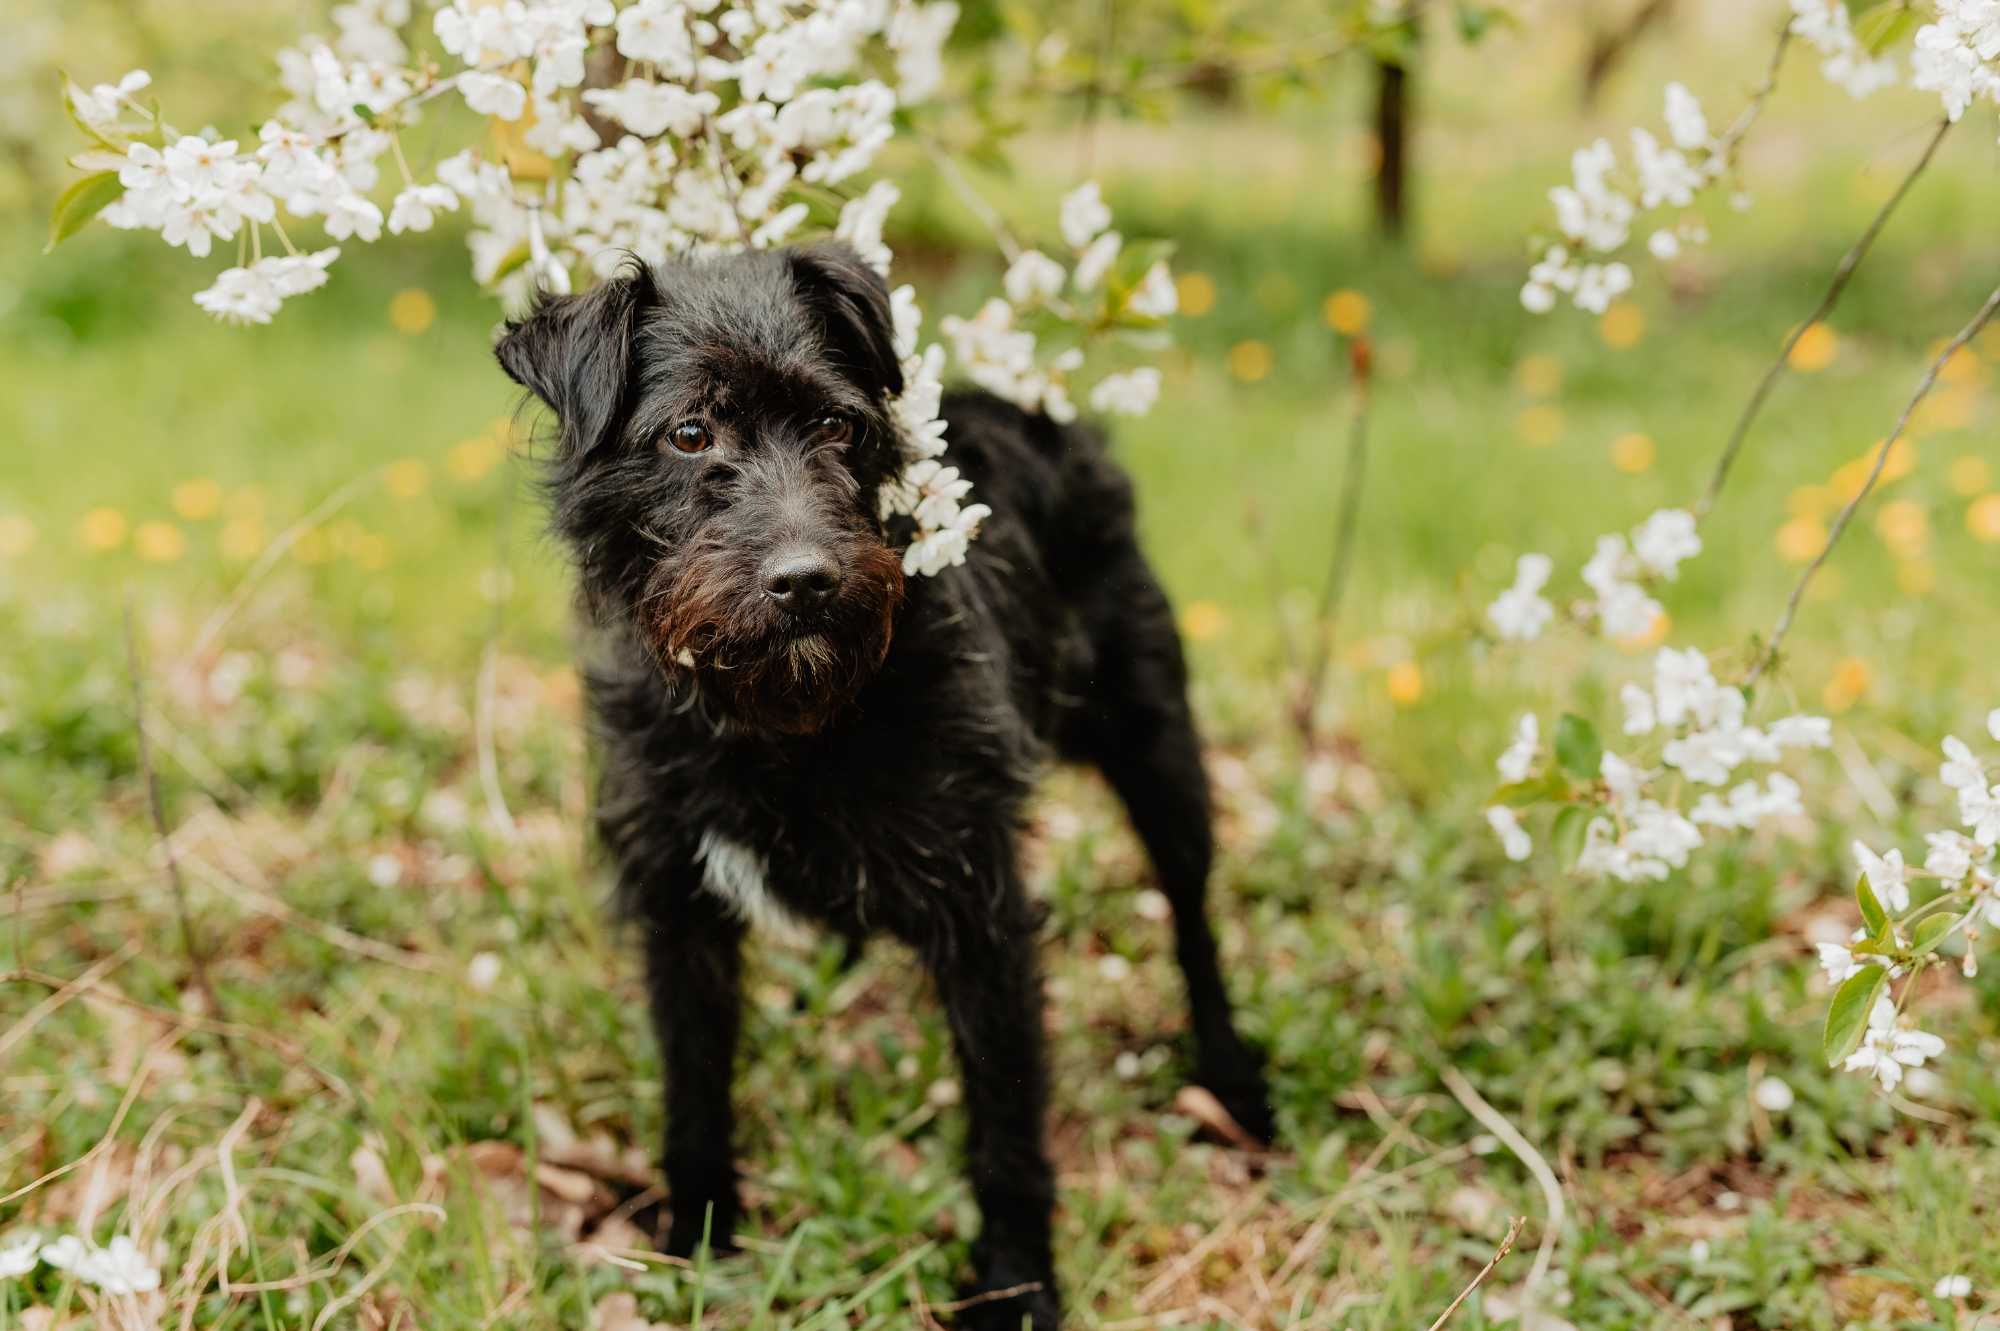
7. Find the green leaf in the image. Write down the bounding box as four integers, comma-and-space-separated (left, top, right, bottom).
1853, 2, 1917, 55
1492, 769, 1569, 808
1551, 803, 1590, 867
45, 171, 123, 254
1553, 713, 1603, 783
1823, 965, 1889, 1068
485, 242, 534, 285
352, 102, 378, 124
1855, 872, 1886, 937
1911, 912, 1956, 956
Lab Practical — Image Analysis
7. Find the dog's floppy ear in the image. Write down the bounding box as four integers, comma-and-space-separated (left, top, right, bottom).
788, 243, 904, 400
496, 262, 653, 457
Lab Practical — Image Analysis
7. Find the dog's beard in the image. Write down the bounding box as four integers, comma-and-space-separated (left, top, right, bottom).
643, 539, 904, 734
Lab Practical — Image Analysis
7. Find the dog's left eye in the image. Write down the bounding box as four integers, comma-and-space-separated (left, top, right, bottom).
812, 414, 853, 445
665, 422, 712, 454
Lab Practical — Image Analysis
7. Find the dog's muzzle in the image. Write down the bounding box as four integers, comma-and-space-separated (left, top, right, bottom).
644, 536, 904, 733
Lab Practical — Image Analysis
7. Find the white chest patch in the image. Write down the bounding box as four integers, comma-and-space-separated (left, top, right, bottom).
696, 829, 810, 942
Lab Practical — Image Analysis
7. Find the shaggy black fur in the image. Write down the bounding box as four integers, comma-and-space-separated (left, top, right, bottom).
497, 242, 1273, 1330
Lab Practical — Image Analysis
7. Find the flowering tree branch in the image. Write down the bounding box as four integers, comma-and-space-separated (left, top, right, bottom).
51, 0, 1191, 581
1746, 275, 2000, 686
1696, 116, 1955, 520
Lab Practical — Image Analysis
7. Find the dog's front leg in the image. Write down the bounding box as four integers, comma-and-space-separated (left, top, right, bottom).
917, 864, 1061, 1331
641, 888, 747, 1258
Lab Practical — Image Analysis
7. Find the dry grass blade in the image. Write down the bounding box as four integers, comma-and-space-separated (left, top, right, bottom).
126, 602, 247, 1084
0, 942, 138, 1061
1440, 1065, 1565, 1300
1135, 1182, 1271, 1311
186, 469, 383, 665
1425, 1214, 1527, 1331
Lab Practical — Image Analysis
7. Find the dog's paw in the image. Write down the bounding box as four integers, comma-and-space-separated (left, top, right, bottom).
662, 1203, 740, 1260
956, 1254, 1060, 1331
1192, 1061, 1277, 1148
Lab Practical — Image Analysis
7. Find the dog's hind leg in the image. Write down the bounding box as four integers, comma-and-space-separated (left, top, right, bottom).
1065, 559, 1276, 1144
637, 883, 749, 1258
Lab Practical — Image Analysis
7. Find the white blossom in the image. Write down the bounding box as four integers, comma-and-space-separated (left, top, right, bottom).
1853, 841, 1911, 912
1487, 552, 1555, 641
1792, 0, 1900, 97
1073, 230, 1121, 293
1059, 180, 1112, 249
388, 182, 459, 234
39, 1234, 161, 1297
1661, 82, 1709, 150
461, 70, 529, 120
888, 0, 958, 102
1843, 996, 1944, 1092
583, 79, 718, 138
1621, 682, 1657, 736
193, 249, 338, 325
1631, 508, 1701, 579
1003, 249, 1066, 306
1089, 367, 1162, 416
1816, 941, 1868, 984
0, 1232, 38, 1279
1497, 714, 1539, 783
70, 70, 151, 127
1752, 1075, 1795, 1112
835, 180, 899, 276
1128, 261, 1178, 318
1487, 806, 1532, 861
615, 0, 697, 73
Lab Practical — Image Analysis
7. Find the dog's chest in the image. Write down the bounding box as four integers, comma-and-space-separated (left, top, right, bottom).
695, 828, 813, 942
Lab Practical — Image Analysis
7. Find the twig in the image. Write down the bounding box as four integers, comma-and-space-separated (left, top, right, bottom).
0, 943, 138, 1061
1135, 1182, 1271, 1309
1439, 1066, 1564, 1301
1714, 19, 1794, 156
916, 131, 1023, 263
1424, 1215, 1527, 1331
1746, 277, 2000, 685
187, 470, 383, 664
1022, 30, 1361, 101
184, 851, 445, 973
1294, 337, 1375, 746
1, 1034, 167, 1206
1696, 117, 1954, 519
475, 478, 521, 842
0, 965, 352, 1100
1076, 0, 1120, 175
125, 604, 247, 1084
702, 118, 755, 248
930, 1281, 1048, 1313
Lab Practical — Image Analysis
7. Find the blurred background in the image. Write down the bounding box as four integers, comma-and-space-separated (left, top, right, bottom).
6, 1, 2000, 1327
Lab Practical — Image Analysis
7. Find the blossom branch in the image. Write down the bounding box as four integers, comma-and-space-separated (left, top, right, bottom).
1747, 277, 2000, 686
1696, 116, 1954, 520
916, 130, 1023, 263
1713, 18, 1794, 156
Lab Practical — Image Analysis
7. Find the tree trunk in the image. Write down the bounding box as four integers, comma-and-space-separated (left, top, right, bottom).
1372, 55, 1411, 239
1582, 0, 1676, 109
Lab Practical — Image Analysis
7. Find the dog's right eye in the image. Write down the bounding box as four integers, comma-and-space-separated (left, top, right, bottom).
664, 422, 713, 455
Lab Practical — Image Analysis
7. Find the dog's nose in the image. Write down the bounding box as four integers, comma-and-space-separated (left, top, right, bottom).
762, 548, 843, 612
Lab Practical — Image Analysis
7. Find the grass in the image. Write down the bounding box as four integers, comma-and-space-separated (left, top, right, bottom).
7, 6, 2000, 1327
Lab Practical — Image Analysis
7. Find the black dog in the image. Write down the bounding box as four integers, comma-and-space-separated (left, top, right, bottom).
497, 242, 1271, 1329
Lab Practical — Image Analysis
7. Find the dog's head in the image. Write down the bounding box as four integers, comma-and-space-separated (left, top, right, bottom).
498, 244, 909, 735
